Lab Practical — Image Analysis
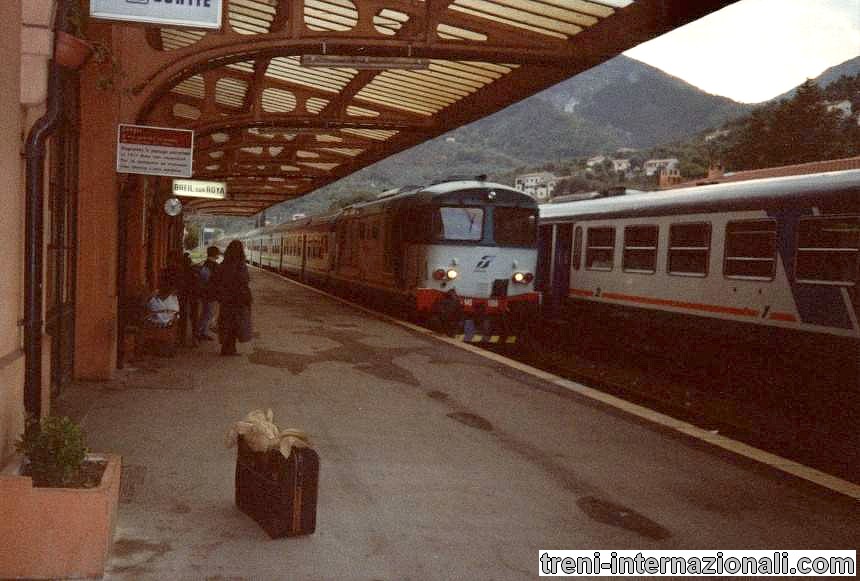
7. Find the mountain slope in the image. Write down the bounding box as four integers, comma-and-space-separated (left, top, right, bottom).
770, 56, 860, 102
538, 55, 751, 148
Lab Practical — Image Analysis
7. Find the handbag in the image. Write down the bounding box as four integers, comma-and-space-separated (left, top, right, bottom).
237, 305, 253, 343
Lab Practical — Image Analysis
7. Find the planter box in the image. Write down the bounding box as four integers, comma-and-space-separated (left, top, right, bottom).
0, 453, 122, 579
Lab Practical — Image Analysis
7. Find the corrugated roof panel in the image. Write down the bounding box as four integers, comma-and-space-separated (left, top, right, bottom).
346, 105, 380, 117
158, 28, 206, 51
354, 90, 442, 114
353, 91, 437, 115
436, 23, 488, 41
305, 97, 330, 114
266, 57, 356, 93
373, 9, 410, 35
319, 147, 364, 157
300, 162, 341, 171
171, 75, 205, 99
448, 1, 582, 39
355, 80, 455, 109
215, 77, 249, 108
172, 103, 201, 120
229, 0, 279, 34
304, 0, 358, 32
341, 128, 399, 141
262, 88, 298, 112
227, 61, 256, 73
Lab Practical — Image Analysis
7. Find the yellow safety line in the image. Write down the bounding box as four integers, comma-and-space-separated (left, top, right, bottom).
257, 267, 860, 500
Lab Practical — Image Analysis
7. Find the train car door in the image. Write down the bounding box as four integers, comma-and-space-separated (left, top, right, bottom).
551, 223, 574, 306
535, 224, 553, 294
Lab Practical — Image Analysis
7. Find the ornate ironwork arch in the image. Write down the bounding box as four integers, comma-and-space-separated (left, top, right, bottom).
122, 0, 736, 216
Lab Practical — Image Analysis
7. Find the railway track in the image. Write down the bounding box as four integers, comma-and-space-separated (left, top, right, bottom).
493, 321, 859, 485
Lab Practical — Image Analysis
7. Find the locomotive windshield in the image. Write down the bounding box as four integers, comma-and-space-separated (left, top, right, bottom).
434, 207, 484, 241
494, 208, 537, 246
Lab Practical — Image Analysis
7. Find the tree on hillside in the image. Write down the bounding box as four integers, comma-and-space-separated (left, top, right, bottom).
722, 79, 859, 171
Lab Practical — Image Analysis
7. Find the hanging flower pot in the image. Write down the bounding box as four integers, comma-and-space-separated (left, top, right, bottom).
54, 30, 93, 70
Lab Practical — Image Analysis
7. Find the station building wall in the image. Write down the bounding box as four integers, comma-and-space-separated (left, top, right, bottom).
0, 0, 56, 463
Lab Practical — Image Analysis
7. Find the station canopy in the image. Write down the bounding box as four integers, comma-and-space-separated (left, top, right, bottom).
137, 0, 736, 216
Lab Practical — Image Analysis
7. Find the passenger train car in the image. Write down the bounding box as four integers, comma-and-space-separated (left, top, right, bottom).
230, 178, 541, 326
537, 170, 860, 357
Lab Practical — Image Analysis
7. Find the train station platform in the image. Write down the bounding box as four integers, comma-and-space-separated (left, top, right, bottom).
57, 269, 858, 580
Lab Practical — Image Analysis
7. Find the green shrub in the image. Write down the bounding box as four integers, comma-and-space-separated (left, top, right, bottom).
15, 416, 88, 487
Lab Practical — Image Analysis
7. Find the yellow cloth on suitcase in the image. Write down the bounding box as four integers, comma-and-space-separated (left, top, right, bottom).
226, 409, 310, 459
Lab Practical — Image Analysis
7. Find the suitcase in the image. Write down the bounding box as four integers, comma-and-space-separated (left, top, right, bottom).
235, 435, 319, 538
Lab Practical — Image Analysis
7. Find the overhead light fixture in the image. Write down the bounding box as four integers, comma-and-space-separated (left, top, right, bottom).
300, 54, 429, 70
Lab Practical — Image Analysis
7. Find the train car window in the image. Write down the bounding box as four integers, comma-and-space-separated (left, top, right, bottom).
623, 225, 658, 273
724, 219, 777, 280
494, 208, 537, 246
372, 223, 380, 240
586, 227, 615, 271
436, 207, 483, 241
573, 226, 583, 270
795, 216, 860, 286
668, 222, 710, 277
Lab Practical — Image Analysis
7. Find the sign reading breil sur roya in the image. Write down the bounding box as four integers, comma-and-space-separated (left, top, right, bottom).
91, 0, 223, 30
172, 179, 227, 199
117, 124, 194, 178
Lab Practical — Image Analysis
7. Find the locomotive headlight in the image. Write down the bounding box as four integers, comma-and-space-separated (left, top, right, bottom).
512, 272, 533, 284
446, 269, 459, 280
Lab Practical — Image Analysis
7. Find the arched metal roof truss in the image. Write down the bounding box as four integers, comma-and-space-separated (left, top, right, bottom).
132, 0, 737, 216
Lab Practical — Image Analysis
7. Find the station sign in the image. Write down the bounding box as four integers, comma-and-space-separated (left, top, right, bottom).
90, 0, 223, 30
117, 124, 194, 178
172, 179, 227, 199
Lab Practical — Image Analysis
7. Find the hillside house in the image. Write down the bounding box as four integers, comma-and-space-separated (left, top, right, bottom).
644, 158, 680, 176
514, 171, 559, 201
611, 158, 631, 174
586, 155, 607, 168
826, 100, 852, 117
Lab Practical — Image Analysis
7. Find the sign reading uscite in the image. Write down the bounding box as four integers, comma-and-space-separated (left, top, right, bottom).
172, 179, 227, 199
90, 0, 222, 30
117, 124, 194, 178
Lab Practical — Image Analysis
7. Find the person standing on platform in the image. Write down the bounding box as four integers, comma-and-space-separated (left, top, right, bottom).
165, 250, 196, 347
195, 246, 221, 341
212, 240, 252, 356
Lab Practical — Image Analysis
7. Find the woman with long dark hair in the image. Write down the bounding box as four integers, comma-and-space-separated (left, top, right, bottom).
212, 240, 252, 356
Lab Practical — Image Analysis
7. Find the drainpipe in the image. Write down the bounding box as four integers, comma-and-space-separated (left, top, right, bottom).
24, 14, 65, 417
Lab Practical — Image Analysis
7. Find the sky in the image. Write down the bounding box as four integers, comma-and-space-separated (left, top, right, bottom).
624, 0, 860, 103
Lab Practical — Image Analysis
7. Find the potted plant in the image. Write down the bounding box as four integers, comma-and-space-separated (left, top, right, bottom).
55, 0, 94, 69
0, 416, 122, 579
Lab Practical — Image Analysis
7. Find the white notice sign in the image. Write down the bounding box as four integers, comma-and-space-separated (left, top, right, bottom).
117, 124, 194, 178
91, 0, 222, 30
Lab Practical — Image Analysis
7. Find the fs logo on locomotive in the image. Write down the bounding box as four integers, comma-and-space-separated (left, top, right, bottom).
475, 255, 495, 271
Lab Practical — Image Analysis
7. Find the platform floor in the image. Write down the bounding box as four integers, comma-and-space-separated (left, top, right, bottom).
59, 269, 858, 580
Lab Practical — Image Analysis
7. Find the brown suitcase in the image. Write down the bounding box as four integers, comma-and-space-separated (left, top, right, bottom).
235, 435, 319, 538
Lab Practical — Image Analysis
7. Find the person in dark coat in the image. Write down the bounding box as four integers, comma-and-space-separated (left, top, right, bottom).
212, 240, 252, 356
194, 246, 221, 341
165, 250, 197, 347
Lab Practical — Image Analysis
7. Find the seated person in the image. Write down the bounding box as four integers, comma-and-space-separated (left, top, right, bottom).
145, 278, 180, 328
